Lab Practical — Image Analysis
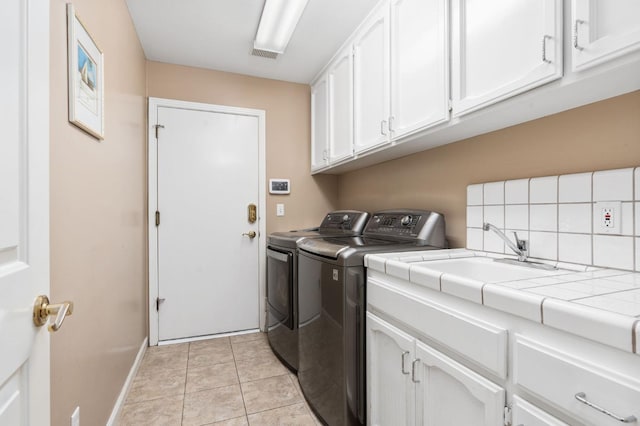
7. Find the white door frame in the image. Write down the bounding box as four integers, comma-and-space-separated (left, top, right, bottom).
147, 97, 267, 346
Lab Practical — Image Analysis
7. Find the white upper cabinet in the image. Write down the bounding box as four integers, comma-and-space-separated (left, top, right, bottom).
451, 0, 563, 117
353, 4, 391, 154
390, 0, 449, 139
311, 75, 329, 171
571, 0, 640, 71
328, 46, 354, 163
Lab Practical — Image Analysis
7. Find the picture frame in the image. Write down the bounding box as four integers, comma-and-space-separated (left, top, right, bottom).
67, 3, 104, 140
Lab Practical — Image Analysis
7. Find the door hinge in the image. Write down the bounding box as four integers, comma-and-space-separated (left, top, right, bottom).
156, 297, 166, 311
155, 211, 160, 227
504, 405, 512, 426
154, 124, 165, 139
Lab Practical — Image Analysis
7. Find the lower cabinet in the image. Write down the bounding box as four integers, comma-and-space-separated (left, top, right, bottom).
366, 272, 640, 426
511, 395, 568, 426
366, 312, 506, 426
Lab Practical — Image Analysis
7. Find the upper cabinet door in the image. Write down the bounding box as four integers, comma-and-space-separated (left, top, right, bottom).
572, 0, 640, 71
390, 0, 449, 139
311, 75, 329, 171
354, 4, 391, 154
328, 46, 354, 163
451, 0, 563, 117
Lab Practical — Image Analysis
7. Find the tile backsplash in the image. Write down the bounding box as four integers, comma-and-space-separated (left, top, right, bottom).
467, 167, 640, 271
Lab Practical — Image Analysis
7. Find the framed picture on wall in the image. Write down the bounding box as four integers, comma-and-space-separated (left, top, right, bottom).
67, 3, 104, 140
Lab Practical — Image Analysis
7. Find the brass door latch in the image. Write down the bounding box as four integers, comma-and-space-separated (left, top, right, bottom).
33, 295, 74, 332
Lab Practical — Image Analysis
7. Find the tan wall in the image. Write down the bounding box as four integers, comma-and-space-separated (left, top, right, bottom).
49, 0, 148, 425
338, 90, 640, 248
146, 61, 339, 234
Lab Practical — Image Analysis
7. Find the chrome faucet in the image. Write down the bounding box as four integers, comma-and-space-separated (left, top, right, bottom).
483, 222, 528, 262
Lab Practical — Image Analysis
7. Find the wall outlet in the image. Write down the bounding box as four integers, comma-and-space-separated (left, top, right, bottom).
70, 406, 80, 426
276, 203, 285, 217
596, 201, 621, 234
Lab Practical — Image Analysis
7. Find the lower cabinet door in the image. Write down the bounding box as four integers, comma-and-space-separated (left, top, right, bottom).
366, 313, 416, 426
511, 395, 568, 426
415, 340, 505, 426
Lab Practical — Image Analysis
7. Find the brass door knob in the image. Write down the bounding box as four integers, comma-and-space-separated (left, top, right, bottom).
33, 295, 74, 332
242, 231, 257, 239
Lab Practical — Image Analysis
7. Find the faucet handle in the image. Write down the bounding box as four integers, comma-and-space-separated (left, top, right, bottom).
512, 232, 527, 251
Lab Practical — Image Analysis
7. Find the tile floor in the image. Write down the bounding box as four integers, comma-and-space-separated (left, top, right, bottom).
117, 332, 323, 426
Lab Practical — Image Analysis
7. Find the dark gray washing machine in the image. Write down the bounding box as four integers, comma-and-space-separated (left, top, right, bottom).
266, 211, 370, 373
296, 210, 447, 426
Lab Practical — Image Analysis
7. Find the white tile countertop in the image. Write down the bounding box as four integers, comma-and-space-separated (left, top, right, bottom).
365, 249, 640, 354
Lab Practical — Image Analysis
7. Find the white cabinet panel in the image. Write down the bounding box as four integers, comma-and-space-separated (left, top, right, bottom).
451, 0, 563, 116
367, 313, 416, 426
512, 395, 569, 426
514, 335, 640, 426
311, 75, 329, 171
367, 311, 506, 426
354, 4, 390, 153
368, 278, 508, 378
572, 0, 640, 71
416, 340, 505, 426
328, 46, 353, 163
390, 0, 449, 138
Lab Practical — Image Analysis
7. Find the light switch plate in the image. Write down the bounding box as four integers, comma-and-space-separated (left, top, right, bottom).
276, 203, 285, 217
595, 201, 621, 234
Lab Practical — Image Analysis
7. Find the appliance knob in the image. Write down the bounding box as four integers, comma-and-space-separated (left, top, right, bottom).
401, 215, 412, 226
342, 214, 350, 223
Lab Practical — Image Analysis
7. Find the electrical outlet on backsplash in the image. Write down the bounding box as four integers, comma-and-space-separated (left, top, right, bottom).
466, 167, 640, 271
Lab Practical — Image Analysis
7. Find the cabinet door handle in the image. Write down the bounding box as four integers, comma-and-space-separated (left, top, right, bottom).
401, 351, 410, 375
389, 116, 395, 133
380, 120, 388, 136
573, 19, 585, 50
574, 392, 637, 423
411, 359, 420, 383
322, 149, 328, 161
542, 35, 552, 63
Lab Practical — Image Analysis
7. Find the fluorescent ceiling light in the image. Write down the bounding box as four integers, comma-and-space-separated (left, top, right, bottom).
254, 0, 310, 54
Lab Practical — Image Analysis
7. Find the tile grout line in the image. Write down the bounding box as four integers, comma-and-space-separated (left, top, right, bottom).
231, 338, 250, 421
180, 343, 190, 425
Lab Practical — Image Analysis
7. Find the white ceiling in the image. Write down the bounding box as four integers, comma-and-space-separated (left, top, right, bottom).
126, 0, 377, 84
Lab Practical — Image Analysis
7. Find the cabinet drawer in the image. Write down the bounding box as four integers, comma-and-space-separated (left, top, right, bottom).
511, 395, 567, 426
514, 335, 640, 425
368, 279, 508, 378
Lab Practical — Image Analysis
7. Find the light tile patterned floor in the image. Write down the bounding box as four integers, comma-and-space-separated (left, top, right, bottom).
117, 332, 323, 426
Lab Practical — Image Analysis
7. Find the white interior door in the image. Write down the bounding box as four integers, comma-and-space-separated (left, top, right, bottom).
0, 0, 50, 424
153, 102, 263, 341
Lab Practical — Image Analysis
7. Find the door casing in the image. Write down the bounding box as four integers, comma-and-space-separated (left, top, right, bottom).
147, 97, 267, 346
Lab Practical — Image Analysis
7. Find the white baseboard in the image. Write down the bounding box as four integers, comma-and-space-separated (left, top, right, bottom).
106, 337, 148, 426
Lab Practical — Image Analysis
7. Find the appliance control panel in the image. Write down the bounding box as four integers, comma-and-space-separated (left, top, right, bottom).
319, 211, 370, 233
364, 210, 447, 247
366, 213, 423, 236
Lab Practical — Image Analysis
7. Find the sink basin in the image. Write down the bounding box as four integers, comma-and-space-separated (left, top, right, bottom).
416, 256, 565, 283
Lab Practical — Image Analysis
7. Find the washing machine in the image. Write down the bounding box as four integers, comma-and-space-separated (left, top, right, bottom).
266, 210, 370, 372
296, 210, 447, 425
